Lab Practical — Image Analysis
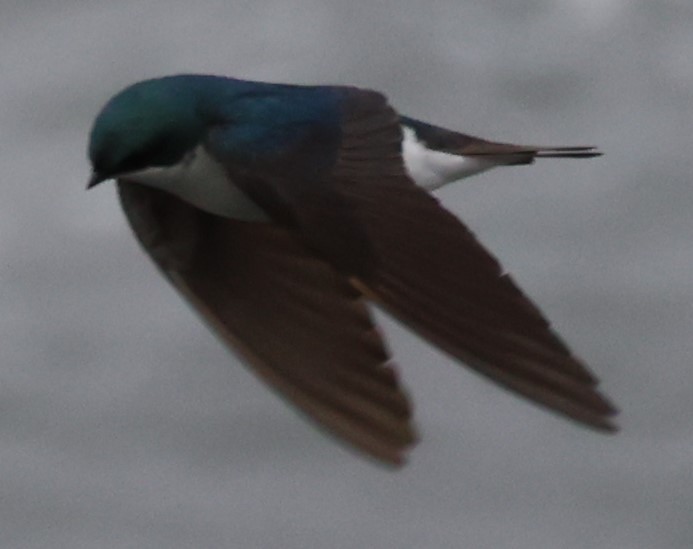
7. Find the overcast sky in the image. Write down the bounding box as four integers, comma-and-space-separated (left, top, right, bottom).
2, 1, 693, 548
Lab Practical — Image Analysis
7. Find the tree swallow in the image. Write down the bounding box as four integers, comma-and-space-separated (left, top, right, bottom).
87, 74, 616, 465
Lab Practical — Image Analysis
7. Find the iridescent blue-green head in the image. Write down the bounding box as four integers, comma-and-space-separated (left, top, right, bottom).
87, 78, 207, 187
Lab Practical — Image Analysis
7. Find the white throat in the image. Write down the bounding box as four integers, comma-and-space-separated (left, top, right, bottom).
125, 146, 269, 221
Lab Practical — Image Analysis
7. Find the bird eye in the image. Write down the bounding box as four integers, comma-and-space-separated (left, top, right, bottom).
119, 135, 174, 174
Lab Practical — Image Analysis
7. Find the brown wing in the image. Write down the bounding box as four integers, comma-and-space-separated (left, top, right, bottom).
333, 92, 618, 431
117, 182, 417, 465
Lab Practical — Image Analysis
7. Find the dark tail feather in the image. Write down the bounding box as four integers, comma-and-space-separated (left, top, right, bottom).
462, 145, 603, 167
462, 143, 603, 159
533, 146, 603, 159
400, 117, 603, 160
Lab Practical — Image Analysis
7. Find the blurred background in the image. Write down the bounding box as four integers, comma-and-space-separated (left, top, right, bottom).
2, 1, 692, 547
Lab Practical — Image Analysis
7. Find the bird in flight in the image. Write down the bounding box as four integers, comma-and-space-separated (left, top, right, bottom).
87, 75, 617, 465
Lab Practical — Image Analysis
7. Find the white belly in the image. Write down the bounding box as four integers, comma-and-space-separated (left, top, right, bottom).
125, 128, 486, 220
401, 126, 497, 190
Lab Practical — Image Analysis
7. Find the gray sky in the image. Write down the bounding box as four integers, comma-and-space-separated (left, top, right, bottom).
2, 1, 693, 547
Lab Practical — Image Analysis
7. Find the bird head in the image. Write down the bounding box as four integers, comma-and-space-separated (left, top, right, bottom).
87, 78, 205, 188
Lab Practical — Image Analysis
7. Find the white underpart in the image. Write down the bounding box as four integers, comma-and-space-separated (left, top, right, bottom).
125, 126, 500, 221
401, 126, 498, 190
126, 146, 269, 221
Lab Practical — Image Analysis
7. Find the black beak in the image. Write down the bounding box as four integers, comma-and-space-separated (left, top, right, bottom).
87, 172, 107, 189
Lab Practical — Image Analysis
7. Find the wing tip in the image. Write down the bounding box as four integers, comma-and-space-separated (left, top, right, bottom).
584, 412, 619, 434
